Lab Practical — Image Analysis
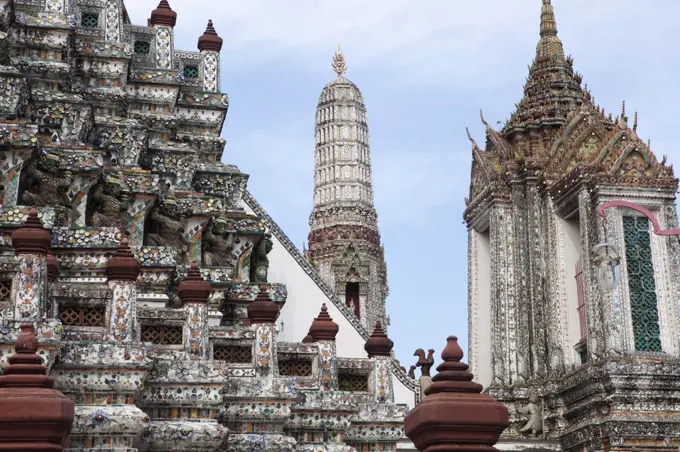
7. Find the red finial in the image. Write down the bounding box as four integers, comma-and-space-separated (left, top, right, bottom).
149, 0, 177, 27
11, 208, 51, 256
0, 323, 75, 450
198, 20, 223, 52
177, 262, 212, 305
365, 321, 394, 357
247, 286, 279, 324
308, 304, 339, 342
106, 237, 141, 282
404, 335, 509, 452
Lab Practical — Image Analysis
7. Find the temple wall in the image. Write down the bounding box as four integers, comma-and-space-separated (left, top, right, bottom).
468, 228, 492, 389
560, 216, 582, 361
392, 372, 417, 409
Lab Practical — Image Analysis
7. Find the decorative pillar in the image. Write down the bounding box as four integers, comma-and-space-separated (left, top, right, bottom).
0, 323, 74, 451
365, 322, 394, 403
178, 262, 212, 359
247, 285, 280, 376
11, 209, 50, 321
345, 322, 403, 451
309, 303, 339, 391
404, 336, 508, 452
106, 237, 141, 342
149, 0, 177, 70
197, 20, 223, 93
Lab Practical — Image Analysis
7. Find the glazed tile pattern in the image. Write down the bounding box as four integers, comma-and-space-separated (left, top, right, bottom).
465, 1, 680, 449
0, 0, 412, 450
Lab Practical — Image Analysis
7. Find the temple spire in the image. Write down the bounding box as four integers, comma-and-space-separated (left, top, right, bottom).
332, 44, 347, 77
540, 0, 558, 37
535, 0, 565, 62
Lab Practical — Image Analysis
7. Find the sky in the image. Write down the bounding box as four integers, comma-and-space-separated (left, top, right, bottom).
126, 0, 680, 369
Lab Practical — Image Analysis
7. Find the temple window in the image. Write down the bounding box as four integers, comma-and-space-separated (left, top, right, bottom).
81, 13, 99, 28
141, 324, 183, 345
623, 216, 662, 352
59, 304, 106, 327
338, 372, 369, 392
183, 65, 199, 79
345, 282, 360, 317
213, 345, 252, 363
0, 279, 11, 304
278, 356, 313, 376
134, 40, 151, 55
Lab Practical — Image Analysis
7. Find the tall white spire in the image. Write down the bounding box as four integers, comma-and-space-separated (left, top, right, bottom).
308, 49, 388, 332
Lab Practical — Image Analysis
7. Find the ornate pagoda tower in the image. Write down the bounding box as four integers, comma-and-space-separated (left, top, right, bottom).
466, 0, 680, 450
307, 47, 389, 332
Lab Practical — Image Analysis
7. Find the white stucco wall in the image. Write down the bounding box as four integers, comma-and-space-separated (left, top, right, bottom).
392, 372, 416, 409
242, 203, 367, 358
474, 229, 492, 389
561, 216, 583, 363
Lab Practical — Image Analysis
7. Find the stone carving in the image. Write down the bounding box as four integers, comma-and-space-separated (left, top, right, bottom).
249, 235, 272, 283
20, 151, 72, 209
202, 215, 234, 267
517, 393, 543, 438
144, 191, 187, 249
0, 4, 416, 450
85, 175, 131, 230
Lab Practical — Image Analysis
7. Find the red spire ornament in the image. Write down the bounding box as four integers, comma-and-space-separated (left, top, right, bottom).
149, 0, 177, 27
247, 286, 279, 324
365, 322, 393, 357
106, 237, 141, 282
12, 208, 51, 255
308, 304, 339, 342
404, 336, 508, 452
198, 20, 223, 52
0, 323, 75, 451
177, 262, 212, 306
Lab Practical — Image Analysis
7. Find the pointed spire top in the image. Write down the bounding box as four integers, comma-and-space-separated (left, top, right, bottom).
177, 262, 212, 305
535, 0, 564, 62
198, 19, 223, 52
150, 0, 177, 27
309, 303, 339, 342
540, 0, 558, 37
633, 111, 638, 132
365, 321, 394, 357
332, 44, 347, 77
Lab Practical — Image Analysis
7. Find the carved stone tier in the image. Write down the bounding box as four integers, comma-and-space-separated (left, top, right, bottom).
138, 359, 229, 451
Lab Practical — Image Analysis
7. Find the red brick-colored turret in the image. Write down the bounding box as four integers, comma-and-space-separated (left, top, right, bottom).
12, 209, 51, 255
364, 322, 393, 357
106, 237, 141, 282
0, 323, 75, 451
149, 0, 177, 27
198, 20, 223, 52
309, 304, 339, 342
404, 336, 508, 452
247, 286, 279, 324
178, 262, 212, 306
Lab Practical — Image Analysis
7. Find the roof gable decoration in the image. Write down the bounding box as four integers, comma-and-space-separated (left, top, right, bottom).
241, 190, 420, 393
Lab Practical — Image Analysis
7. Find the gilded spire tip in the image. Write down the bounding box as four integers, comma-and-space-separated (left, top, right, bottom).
332, 45, 347, 77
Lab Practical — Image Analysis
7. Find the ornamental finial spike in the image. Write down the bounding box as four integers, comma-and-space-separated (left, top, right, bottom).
332, 44, 347, 77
